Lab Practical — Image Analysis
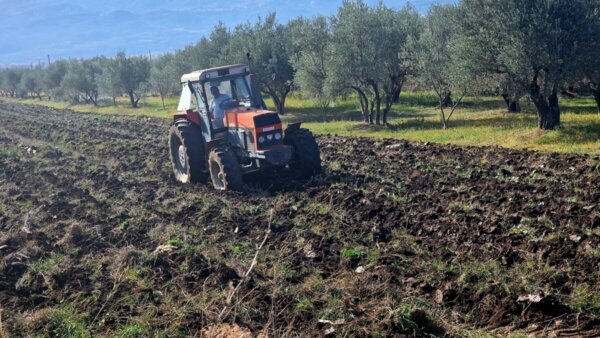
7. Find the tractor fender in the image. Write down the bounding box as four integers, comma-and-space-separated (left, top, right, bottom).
172, 109, 201, 126
284, 122, 302, 135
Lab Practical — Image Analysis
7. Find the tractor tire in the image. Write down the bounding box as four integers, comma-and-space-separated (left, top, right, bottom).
284, 128, 322, 178
168, 119, 207, 183
208, 148, 244, 191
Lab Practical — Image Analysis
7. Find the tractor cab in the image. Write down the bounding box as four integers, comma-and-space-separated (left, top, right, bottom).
169, 64, 321, 191
176, 64, 265, 141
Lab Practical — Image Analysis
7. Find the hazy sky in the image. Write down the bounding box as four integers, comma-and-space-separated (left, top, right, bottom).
0, 0, 454, 66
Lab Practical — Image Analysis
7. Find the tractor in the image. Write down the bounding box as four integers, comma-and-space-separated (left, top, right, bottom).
168, 64, 321, 190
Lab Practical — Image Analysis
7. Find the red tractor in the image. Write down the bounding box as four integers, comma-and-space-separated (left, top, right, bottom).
168, 64, 321, 190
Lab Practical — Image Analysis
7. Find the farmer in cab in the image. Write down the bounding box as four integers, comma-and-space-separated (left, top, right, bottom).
209, 85, 230, 129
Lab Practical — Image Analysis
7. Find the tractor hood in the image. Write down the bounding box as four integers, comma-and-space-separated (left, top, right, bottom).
224, 107, 281, 129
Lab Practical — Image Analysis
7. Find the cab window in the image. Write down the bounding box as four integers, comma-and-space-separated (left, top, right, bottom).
177, 85, 196, 111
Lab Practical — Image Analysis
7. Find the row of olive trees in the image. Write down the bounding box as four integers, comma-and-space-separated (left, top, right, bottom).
0, 52, 153, 108
1, 0, 599, 129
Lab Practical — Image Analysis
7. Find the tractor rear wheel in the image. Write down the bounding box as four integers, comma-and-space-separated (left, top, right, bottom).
169, 119, 207, 183
284, 128, 322, 178
208, 148, 244, 191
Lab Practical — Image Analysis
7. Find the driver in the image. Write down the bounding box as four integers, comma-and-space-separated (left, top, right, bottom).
209, 86, 231, 129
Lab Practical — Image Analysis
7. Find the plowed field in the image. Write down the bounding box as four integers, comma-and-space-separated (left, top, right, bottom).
1, 101, 599, 337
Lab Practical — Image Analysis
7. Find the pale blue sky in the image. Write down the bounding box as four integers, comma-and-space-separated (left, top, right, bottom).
0, 0, 454, 65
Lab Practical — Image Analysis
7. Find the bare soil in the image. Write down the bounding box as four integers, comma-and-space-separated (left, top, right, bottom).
1, 101, 599, 337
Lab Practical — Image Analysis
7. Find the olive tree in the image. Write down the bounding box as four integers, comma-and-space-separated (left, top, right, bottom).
102, 52, 150, 108
327, 1, 422, 125
327, 0, 380, 123
414, 4, 470, 129
0, 68, 23, 98
44, 60, 68, 101
227, 14, 296, 115
376, 3, 422, 124
150, 53, 179, 110
578, 2, 600, 113
60, 58, 103, 105
456, 0, 595, 130
289, 16, 332, 112
19, 68, 44, 100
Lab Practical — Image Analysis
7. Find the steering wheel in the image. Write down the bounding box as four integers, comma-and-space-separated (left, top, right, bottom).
219, 97, 239, 109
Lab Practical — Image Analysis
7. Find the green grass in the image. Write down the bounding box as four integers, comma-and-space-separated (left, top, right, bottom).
40, 306, 91, 338
300, 93, 600, 154
5, 91, 600, 154
12, 95, 179, 119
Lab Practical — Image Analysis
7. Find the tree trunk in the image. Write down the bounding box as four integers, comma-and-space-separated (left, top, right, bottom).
441, 91, 453, 108
278, 91, 289, 115
532, 88, 560, 130
160, 93, 165, 110
368, 99, 376, 125
593, 88, 600, 114
88, 92, 98, 106
502, 93, 510, 107
383, 82, 403, 125
508, 99, 521, 113
502, 93, 521, 113
392, 88, 400, 103
352, 86, 370, 123
440, 105, 448, 129
129, 91, 136, 108
264, 85, 287, 115
372, 83, 381, 125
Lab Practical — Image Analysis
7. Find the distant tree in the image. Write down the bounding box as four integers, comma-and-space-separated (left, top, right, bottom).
82, 57, 104, 105
326, 1, 421, 124
44, 60, 68, 101
150, 53, 179, 109
229, 14, 297, 115
61, 61, 85, 103
413, 4, 473, 129
60, 59, 102, 105
327, 0, 381, 123
456, 0, 595, 129
1, 68, 23, 97
19, 68, 44, 100
102, 52, 150, 108
289, 16, 332, 112
577, 2, 600, 113
375, 3, 422, 124
202, 22, 233, 67
98, 58, 121, 105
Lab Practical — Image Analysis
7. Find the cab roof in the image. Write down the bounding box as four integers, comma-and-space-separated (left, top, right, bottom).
180, 64, 249, 84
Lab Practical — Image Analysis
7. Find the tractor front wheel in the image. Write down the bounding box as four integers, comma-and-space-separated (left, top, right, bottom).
208, 148, 244, 191
284, 128, 322, 178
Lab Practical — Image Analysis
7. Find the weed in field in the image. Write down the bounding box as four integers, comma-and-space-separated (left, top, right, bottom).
340, 248, 364, 259
294, 296, 314, 314
37, 306, 90, 338
30, 253, 66, 275
457, 259, 507, 295
114, 322, 148, 338
231, 242, 253, 259
570, 283, 600, 316
509, 252, 565, 295
166, 236, 182, 247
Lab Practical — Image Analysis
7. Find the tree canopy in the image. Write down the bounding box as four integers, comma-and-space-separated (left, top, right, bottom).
1, 0, 599, 129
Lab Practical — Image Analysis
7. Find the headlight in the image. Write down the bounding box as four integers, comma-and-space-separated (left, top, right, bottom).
275, 132, 282, 140
258, 136, 265, 143
267, 134, 273, 140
